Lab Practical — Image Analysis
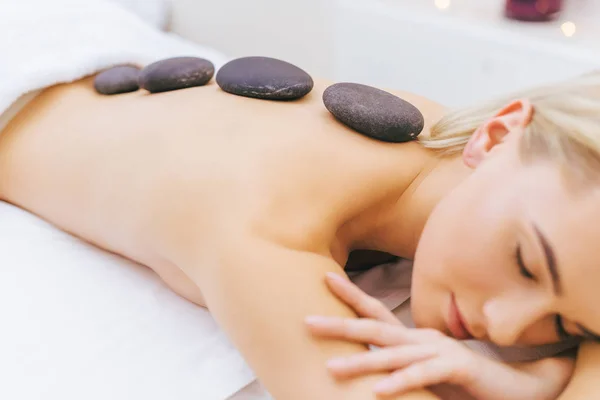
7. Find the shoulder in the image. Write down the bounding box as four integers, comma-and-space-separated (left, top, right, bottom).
312, 79, 448, 141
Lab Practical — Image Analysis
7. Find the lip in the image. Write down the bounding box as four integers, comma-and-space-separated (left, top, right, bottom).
448, 294, 474, 340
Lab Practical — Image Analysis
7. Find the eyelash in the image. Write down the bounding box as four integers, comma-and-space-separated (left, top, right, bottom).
516, 244, 535, 280
515, 245, 575, 340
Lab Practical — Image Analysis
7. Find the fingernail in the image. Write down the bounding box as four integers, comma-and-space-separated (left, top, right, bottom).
305, 316, 327, 325
374, 379, 396, 394
326, 272, 345, 282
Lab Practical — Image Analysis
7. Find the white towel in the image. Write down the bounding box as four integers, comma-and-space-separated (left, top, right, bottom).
0, 202, 260, 400
0, 0, 228, 118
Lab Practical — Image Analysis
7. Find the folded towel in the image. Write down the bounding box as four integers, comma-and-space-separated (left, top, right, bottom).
0, 0, 228, 118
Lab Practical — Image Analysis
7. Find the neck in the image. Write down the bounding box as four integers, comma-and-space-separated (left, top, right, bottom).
348, 153, 472, 259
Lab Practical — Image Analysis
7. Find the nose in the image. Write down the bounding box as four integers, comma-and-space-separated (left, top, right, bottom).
482, 292, 549, 347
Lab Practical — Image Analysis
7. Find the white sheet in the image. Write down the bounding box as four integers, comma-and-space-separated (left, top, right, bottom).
0, 201, 266, 400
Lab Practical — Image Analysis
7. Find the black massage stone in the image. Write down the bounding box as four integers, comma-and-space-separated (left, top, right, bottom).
140, 57, 215, 93
216, 56, 314, 100
323, 83, 425, 143
94, 65, 141, 95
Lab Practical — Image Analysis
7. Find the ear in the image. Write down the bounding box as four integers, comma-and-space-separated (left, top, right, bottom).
463, 99, 533, 168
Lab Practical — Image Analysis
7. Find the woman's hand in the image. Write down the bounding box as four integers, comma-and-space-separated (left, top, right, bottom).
305, 272, 574, 400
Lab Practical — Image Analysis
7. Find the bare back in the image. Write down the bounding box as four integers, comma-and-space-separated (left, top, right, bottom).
0, 77, 442, 292
0, 76, 450, 400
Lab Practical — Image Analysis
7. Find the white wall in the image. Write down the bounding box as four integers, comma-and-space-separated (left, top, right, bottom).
170, 0, 600, 107
170, 0, 335, 79
331, 0, 600, 107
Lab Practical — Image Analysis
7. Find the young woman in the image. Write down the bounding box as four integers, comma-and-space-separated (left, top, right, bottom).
305, 72, 600, 398
2, 64, 600, 400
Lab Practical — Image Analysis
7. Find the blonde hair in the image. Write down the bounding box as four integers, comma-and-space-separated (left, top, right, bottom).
419, 71, 600, 179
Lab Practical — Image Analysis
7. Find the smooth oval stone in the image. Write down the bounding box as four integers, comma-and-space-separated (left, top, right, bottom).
323, 83, 424, 143
94, 65, 141, 95
216, 56, 313, 100
140, 57, 215, 93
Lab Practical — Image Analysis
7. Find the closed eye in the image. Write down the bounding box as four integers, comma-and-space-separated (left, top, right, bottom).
516, 244, 535, 280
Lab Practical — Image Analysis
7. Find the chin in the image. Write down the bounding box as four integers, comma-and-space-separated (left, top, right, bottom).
412, 258, 452, 334
410, 288, 445, 331
411, 268, 456, 334
412, 307, 447, 334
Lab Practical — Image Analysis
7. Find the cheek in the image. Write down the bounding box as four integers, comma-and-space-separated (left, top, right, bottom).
410, 195, 472, 326
413, 187, 475, 285
413, 181, 514, 295
414, 229, 487, 294
410, 184, 511, 328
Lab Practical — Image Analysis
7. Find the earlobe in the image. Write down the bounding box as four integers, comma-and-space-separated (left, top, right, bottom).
463, 119, 507, 168
463, 125, 490, 168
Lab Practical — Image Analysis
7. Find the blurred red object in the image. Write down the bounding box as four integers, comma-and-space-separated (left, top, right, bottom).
505, 0, 563, 21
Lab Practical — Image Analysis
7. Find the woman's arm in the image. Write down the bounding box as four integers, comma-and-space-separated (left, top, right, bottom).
305, 272, 574, 400
183, 237, 438, 400
558, 342, 600, 399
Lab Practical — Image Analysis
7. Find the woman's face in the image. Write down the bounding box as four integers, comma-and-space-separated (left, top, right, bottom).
411, 102, 600, 347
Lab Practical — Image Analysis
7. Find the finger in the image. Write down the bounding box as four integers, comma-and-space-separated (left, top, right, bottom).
325, 272, 400, 325
373, 357, 474, 396
326, 345, 437, 379
305, 316, 414, 347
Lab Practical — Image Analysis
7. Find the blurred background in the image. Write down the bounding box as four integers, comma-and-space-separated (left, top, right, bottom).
168, 0, 600, 108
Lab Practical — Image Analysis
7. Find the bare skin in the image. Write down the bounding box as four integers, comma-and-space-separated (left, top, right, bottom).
0, 77, 442, 399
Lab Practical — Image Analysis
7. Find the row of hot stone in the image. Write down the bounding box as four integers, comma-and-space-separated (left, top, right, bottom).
94, 56, 425, 143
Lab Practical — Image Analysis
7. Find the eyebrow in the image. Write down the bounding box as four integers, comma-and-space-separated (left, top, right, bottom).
533, 224, 600, 342
533, 224, 562, 296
